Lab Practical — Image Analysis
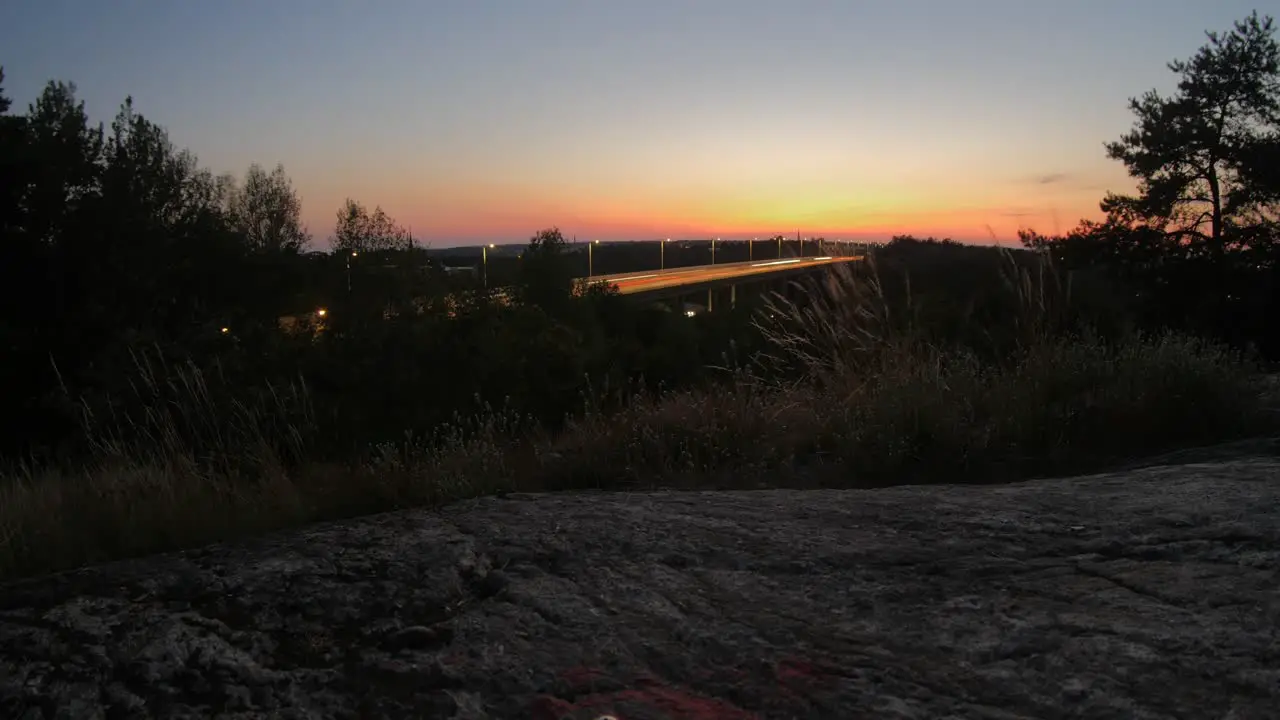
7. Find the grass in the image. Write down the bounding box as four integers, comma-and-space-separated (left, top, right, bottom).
0, 252, 1273, 583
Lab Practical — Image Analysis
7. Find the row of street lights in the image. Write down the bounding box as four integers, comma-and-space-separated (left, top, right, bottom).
350, 242, 499, 288
650, 236, 827, 273
224, 235, 856, 335
349, 236, 853, 289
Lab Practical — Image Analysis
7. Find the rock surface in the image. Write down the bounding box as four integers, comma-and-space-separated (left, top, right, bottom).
2, 454, 1279, 719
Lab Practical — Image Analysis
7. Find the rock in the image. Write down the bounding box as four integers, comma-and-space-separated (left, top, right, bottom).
384, 625, 453, 652
2, 450, 1279, 718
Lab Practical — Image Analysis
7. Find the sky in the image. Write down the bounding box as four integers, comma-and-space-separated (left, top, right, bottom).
0, 1, 1268, 247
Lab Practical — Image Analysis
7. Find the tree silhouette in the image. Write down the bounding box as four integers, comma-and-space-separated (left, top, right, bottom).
1102, 12, 1280, 256
1020, 13, 1280, 358
333, 198, 411, 254
0, 67, 30, 240
226, 163, 310, 254
516, 227, 576, 313
20, 81, 104, 248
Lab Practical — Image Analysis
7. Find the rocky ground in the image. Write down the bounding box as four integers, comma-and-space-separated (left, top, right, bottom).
2, 450, 1278, 719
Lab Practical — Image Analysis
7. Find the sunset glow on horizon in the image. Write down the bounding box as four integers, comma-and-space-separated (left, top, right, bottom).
1, 0, 1261, 247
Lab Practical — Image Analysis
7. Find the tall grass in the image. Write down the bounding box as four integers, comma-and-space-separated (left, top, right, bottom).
79, 349, 316, 474
0, 249, 1271, 582
540, 252, 1267, 488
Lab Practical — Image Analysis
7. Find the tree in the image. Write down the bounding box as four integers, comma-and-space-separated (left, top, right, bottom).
1102, 12, 1280, 256
516, 227, 576, 313
63, 96, 255, 345
0, 66, 29, 238
19, 81, 104, 248
333, 198, 411, 254
226, 163, 309, 253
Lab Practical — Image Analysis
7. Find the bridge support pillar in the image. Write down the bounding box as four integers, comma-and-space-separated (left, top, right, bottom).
730, 284, 736, 310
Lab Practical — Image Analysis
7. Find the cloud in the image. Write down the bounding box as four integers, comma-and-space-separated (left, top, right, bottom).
995, 208, 1036, 219
1034, 172, 1070, 185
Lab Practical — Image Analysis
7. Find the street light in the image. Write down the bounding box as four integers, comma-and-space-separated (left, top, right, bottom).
589, 239, 600, 278
777, 234, 783, 258
711, 237, 718, 265
316, 308, 327, 318
482, 243, 495, 288
346, 250, 358, 293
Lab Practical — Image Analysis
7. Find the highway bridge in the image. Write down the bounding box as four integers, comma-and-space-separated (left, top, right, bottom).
581, 255, 864, 312
279, 254, 864, 332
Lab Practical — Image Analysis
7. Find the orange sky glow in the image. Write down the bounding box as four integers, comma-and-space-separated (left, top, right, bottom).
6, 0, 1234, 249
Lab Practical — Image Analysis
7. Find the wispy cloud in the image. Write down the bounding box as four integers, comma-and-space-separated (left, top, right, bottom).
995, 208, 1036, 218
1034, 172, 1071, 185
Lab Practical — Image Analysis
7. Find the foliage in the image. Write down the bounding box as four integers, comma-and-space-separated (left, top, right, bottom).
224, 163, 310, 253
333, 198, 412, 254
2, 14, 1278, 581
1025, 12, 1280, 360
1, 249, 1267, 581
1102, 11, 1280, 253
514, 227, 576, 314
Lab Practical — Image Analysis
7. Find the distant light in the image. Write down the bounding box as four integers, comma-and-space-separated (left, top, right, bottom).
220, 327, 229, 334
351, 251, 359, 257
488, 243, 496, 248
316, 308, 328, 317
685, 310, 696, 317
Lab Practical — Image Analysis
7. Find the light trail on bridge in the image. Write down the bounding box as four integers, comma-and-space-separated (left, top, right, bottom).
585, 256, 862, 295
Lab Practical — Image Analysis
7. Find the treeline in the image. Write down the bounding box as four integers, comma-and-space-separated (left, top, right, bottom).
0, 73, 1033, 469
0, 71, 778, 465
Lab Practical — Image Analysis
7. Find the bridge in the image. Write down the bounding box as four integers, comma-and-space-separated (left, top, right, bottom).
580, 255, 864, 312
278, 254, 865, 332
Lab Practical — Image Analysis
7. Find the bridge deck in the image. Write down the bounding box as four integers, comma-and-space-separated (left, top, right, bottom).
582, 256, 863, 297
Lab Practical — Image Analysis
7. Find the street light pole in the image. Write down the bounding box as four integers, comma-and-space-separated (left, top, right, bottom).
750, 237, 755, 261
661, 238, 669, 270
589, 239, 599, 278
712, 237, 717, 265
777, 235, 782, 258
482, 243, 495, 288
346, 250, 358, 293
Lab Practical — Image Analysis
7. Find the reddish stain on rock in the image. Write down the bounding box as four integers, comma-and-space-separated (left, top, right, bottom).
776, 657, 842, 685
530, 668, 759, 720
560, 665, 608, 689
530, 693, 577, 720
774, 655, 847, 702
